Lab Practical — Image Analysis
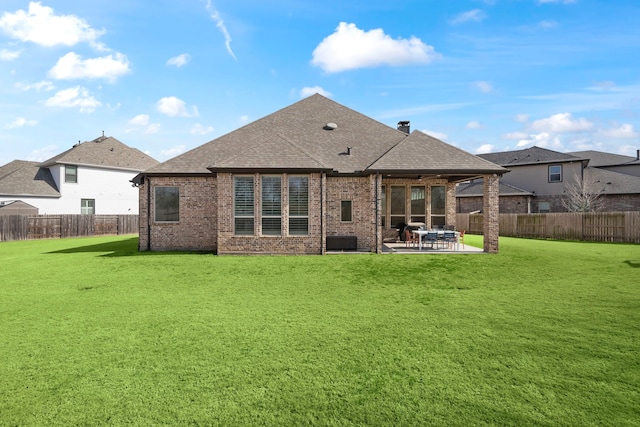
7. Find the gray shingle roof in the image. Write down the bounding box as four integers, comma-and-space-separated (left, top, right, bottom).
479, 146, 584, 166
142, 94, 506, 178
40, 136, 158, 171
456, 180, 533, 197
0, 160, 59, 197
584, 167, 640, 195
368, 130, 507, 174
568, 150, 640, 167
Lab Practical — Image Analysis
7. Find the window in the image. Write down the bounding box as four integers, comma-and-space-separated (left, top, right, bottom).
430, 185, 446, 228
262, 176, 282, 235
288, 176, 308, 235
65, 165, 77, 183
549, 165, 562, 182
539, 201, 551, 213
341, 200, 352, 222
234, 176, 254, 235
155, 186, 179, 222
390, 186, 406, 228
380, 185, 386, 227
81, 199, 95, 214
410, 186, 426, 224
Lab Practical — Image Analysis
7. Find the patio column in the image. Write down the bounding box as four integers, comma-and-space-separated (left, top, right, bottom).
483, 174, 500, 253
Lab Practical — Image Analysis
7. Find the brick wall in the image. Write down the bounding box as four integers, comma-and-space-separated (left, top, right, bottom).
483, 175, 500, 253
138, 176, 217, 251
216, 172, 324, 255
325, 176, 377, 252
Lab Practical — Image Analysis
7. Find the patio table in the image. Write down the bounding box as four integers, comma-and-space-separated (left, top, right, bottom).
412, 229, 460, 251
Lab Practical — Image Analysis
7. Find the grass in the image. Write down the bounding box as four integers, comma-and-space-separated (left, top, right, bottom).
1, 235, 639, 426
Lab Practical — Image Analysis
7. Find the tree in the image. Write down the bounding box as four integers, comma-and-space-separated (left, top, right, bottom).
562, 173, 605, 212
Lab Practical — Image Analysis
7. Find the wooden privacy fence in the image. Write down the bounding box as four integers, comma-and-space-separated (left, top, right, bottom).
0, 215, 139, 242
456, 211, 640, 243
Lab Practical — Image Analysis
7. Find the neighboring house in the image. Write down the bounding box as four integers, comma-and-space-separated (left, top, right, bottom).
457, 181, 533, 214
0, 136, 158, 214
568, 150, 640, 178
133, 94, 506, 254
456, 146, 640, 213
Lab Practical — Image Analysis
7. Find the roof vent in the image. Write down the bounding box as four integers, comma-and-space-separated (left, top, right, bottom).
324, 122, 337, 130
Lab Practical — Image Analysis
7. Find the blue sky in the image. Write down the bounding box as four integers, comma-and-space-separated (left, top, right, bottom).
1, 0, 639, 164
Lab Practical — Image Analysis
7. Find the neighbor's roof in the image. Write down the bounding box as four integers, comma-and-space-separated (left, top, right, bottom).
584, 167, 640, 195
568, 150, 640, 167
456, 180, 533, 197
0, 160, 59, 198
140, 94, 506, 179
479, 146, 585, 166
40, 136, 158, 172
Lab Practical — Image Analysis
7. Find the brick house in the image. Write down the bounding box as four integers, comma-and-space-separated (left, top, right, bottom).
133, 94, 506, 254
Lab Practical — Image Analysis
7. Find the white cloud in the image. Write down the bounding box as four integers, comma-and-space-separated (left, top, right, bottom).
161, 145, 186, 158
44, 86, 101, 113
531, 113, 593, 133
0, 2, 104, 48
238, 115, 249, 125
515, 114, 529, 123
167, 53, 191, 67
466, 120, 484, 129
300, 86, 332, 98
156, 96, 199, 117
144, 123, 161, 134
5, 117, 37, 129
311, 22, 440, 73
423, 129, 448, 141
516, 132, 563, 150
450, 9, 487, 25
48, 52, 131, 82
0, 48, 21, 60
202, 0, 237, 61
503, 131, 530, 140
598, 124, 638, 139
190, 123, 214, 135
15, 80, 54, 91
538, 20, 558, 29
28, 144, 58, 162
129, 114, 150, 126
475, 144, 496, 154
473, 81, 493, 93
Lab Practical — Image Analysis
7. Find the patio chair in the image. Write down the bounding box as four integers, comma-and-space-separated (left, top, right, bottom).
404, 229, 418, 248
424, 231, 439, 249
459, 230, 465, 249
443, 231, 457, 250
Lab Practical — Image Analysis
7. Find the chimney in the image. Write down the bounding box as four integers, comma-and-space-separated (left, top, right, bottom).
637, 149, 639, 160
397, 121, 410, 134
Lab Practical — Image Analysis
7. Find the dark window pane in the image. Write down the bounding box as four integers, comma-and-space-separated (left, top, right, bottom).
289, 218, 308, 235
155, 187, 179, 222
262, 218, 281, 235
341, 200, 352, 222
235, 218, 254, 235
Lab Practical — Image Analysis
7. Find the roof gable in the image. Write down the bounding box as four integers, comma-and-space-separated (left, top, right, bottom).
40, 136, 158, 171
145, 94, 406, 176
0, 160, 59, 197
479, 146, 583, 166
368, 130, 506, 174
212, 134, 329, 171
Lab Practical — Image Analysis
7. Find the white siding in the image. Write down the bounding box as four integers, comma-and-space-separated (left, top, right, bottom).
1, 165, 141, 214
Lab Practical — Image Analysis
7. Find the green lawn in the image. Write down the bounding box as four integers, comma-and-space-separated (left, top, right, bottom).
1, 235, 638, 426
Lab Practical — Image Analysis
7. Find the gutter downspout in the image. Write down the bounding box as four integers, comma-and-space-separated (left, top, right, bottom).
146, 179, 151, 251
375, 173, 379, 253
320, 172, 325, 255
